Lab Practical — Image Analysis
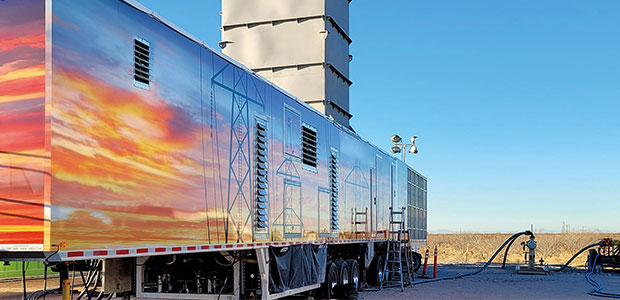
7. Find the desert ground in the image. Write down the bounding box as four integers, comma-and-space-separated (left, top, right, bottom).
360, 264, 620, 300
2, 233, 619, 299
427, 233, 620, 266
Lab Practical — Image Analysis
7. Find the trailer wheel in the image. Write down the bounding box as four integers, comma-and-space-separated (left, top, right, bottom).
412, 252, 422, 272
367, 255, 384, 286
335, 259, 350, 286
319, 261, 338, 299
345, 259, 360, 290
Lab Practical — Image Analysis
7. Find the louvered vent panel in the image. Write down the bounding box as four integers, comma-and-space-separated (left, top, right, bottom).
134, 38, 150, 89
330, 150, 339, 231
301, 124, 318, 169
255, 120, 269, 234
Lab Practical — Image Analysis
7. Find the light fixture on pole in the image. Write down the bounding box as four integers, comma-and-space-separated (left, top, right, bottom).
390, 135, 418, 163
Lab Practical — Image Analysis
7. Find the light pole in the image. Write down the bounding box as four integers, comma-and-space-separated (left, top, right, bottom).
390, 135, 418, 163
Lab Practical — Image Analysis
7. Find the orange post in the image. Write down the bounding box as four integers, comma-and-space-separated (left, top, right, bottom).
433, 246, 438, 278
421, 248, 429, 278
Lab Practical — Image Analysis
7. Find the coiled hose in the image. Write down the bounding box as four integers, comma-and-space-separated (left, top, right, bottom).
410, 230, 533, 286
585, 252, 620, 298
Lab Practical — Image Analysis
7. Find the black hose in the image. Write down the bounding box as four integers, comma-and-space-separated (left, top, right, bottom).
552, 242, 602, 272
42, 263, 47, 300
585, 252, 620, 298
79, 270, 87, 289
500, 235, 519, 269
22, 261, 28, 300
86, 265, 102, 300
214, 252, 235, 267
410, 230, 532, 286
76, 260, 100, 300
26, 288, 62, 300
71, 264, 76, 300
217, 252, 239, 300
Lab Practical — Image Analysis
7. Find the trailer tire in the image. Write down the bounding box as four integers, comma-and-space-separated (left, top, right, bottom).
335, 259, 350, 286
367, 255, 384, 286
345, 259, 360, 290
319, 261, 338, 299
412, 252, 422, 272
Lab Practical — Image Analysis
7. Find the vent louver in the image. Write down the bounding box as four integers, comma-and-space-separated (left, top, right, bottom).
330, 149, 339, 231
301, 124, 318, 169
255, 120, 269, 235
134, 37, 150, 89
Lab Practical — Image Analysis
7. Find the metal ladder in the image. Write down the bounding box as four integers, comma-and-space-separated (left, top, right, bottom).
380, 207, 414, 291
353, 207, 368, 239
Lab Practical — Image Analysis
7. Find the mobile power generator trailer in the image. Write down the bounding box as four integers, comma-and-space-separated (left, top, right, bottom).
0, 0, 428, 299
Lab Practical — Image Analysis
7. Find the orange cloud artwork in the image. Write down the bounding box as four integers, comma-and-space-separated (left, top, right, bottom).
0, 0, 46, 248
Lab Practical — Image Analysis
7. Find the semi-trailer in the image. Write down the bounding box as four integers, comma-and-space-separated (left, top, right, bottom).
0, 0, 427, 298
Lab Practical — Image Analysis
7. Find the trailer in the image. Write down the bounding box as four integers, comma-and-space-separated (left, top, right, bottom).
588, 239, 620, 272
0, 0, 427, 298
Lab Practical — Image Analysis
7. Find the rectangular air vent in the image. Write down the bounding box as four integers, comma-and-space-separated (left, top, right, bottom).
133, 37, 150, 89
301, 124, 318, 169
254, 119, 269, 237
329, 149, 339, 231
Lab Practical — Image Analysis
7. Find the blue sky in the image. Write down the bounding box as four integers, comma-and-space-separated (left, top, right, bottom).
139, 0, 620, 233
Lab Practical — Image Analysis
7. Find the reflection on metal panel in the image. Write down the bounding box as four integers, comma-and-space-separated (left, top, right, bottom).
284, 105, 301, 159
212, 62, 266, 243
370, 167, 377, 236
0, 0, 47, 250
317, 187, 331, 237
344, 166, 369, 238
0, 0, 427, 252
407, 167, 428, 241
275, 160, 302, 238
283, 179, 302, 238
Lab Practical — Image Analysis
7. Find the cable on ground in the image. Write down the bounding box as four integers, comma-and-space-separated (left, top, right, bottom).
585, 252, 620, 299
552, 242, 602, 272
410, 230, 533, 286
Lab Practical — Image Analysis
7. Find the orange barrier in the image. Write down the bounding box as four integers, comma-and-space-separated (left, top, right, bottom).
433, 246, 438, 278
421, 248, 429, 278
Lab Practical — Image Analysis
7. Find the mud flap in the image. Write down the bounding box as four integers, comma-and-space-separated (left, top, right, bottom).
269, 244, 327, 293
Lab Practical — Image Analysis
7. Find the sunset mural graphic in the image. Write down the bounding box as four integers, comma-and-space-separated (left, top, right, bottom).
47, 0, 215, 249
0, 0, 46, 248
2, 0, 395, 252
46, 0, 267, 249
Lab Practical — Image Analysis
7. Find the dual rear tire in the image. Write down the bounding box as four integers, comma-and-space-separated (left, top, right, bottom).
319, 259, 360, 299
320, 261, 339, 299
345, 259, 360, 290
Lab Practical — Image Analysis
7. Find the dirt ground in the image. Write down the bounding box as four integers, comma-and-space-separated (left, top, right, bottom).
2, 264, 619, 299
427, 233, 620, 266
361, 264, 620, 300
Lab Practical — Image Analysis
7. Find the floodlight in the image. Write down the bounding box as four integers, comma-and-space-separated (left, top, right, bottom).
409, 145, 418, 154
411, 136, 418, 143
391, 146, 401, 153
391, 135, 402, 143
218, 40, 233, 49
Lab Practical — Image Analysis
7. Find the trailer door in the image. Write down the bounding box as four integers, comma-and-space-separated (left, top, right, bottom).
372, 155, 382, 236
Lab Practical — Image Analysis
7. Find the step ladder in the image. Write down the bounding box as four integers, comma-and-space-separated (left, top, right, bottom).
353, 207, 368, 239
380, 207, 414, 291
